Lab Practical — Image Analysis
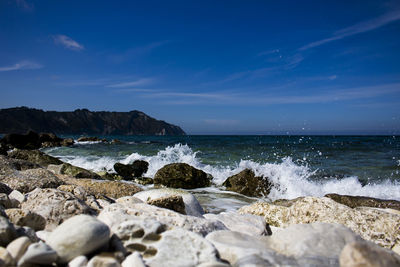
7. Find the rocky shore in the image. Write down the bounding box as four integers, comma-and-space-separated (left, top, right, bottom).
0, 133, 400, 266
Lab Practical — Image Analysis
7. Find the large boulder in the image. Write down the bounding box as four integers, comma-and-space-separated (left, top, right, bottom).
60, 163, 101, 179
222, 169, 272, 197
239, 196, 400, 249
8, 149, 63, 167
21, 188, 95, 230
113, 160, 149, 179
0, 155, 40, 175
153, 163, 211, 189
0, 131, 41, 150
325, 193, 400, 211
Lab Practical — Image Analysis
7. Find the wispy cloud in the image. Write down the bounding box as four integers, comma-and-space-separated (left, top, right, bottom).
300, 10, 400, 51
106, 78, 154, 88
0, 61, 43, 72
109, 41, 171, 63
114, 88, 158, 93
53, 35, 84, 51
15, 0, 34, 11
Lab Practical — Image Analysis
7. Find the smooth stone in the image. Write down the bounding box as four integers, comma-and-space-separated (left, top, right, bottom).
121, 252, 146, 267
47, 215, 110, 263
98, 203, 226, 237
18, 241, 58, 265
68, 255, 88, 267
204, 211, 269, 236
35, 230, 51, 242
133, 188, 205, 217
8, 190, 25, 204
87, 253, 120, 267
21, 188, 94, 230
6, 236, 31, 262
340, 241, 400, 267
144, 229, 221, 267
5, 209, 46, 231
0, 216, 17, 246
115, 196, 144, 206
0, 247, 15, 266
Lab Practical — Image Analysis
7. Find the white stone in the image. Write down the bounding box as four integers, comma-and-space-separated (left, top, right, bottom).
47, 215, 110, 263
18, 241, 58, 265
8, 190, 25, 204
204, 211, 269, 236
35, 230, 51, 242
133, 188, 204, 217
0, 247, 15, 266
87, 253, 120, 267
68, 255, 88, 267
115, 196, 143, 206
6, 236, 31, 262
121, 252, 146, 267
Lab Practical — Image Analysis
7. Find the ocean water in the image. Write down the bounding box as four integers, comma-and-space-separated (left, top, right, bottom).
42, 135, 400, 212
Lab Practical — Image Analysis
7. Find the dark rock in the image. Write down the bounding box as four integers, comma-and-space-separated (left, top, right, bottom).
97, 171, 123, 181
0, 107, 186, 135
38, 133, 63, 148
147, 195, 186, 215
131, 160, 149, 177
8, 149, 63, 167
153, 163, 211, 189
0, 155, 40, 177
110, 139, 121, 144
114, 160, 149, 179
61, 138, 74, 147
0, 215, 18, 246
60, 163, 102, 180
1, 131, 41, 150
223, 169, 272, 197
325, 193, 400, 211
0, 143, 8, 156
0, 182, 12, 195
77, 136, 107, 142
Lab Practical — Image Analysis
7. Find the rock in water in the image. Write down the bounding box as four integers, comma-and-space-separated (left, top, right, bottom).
47, 215, 110, 263
325, 193, 400, 211
153, 163, 211, 189
222, 169, 272, 197
114, 160, 149, 179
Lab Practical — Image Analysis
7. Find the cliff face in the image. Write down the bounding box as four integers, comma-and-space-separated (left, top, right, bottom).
0, 107, 186, 135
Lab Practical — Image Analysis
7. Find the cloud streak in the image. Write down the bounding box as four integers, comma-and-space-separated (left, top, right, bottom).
0, 61, 43, 72
106, 78, 154, 88
53, 35, 84, 51
300, 10, 400, 50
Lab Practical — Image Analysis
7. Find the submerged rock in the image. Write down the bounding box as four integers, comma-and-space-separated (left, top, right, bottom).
8, 149, 63, 167
153, 163, 211, 189
222, 169, 272, 197
239, 196, 400, 249
325, 193, 400, 211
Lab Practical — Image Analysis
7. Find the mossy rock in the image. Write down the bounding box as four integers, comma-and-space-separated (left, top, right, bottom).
325, 193, 400, 211
8, 149, 63, 167
222, 169, 272, 197
60, 163, 101, 179
153, 163, 211, 189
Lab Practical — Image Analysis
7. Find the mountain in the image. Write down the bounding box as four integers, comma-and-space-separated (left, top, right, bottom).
0, 107, 186, 136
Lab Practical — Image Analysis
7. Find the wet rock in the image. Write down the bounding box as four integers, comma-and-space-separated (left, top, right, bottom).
326, 193, 400, 211
222, 169, 272, 197
65, 178, 142, 199
21, 188, 94, 230
133, 188, 205, 217
47, 215, 111, 263
77, 136, 107, 142
8, 149, 63, 167
239, 196, 400, 249
340, 241, 400, 267
0, 216, 17, 246
0, 183, 12, 195
204, 211, 270, 236
6, 236, 31, 262
18, 241, 58, 266
5, 209, 46, 231
98, 203, 227, 237
153, 163, 211, 189
114, 160, 149, 179
87, 253, 120, 267
60, 163, 102, 179
61, 138, 74, 147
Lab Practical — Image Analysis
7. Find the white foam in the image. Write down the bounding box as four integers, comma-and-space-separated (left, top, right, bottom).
51, 143, 400, 201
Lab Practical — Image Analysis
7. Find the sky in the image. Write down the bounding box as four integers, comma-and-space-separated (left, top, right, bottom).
0, 0, 400, 134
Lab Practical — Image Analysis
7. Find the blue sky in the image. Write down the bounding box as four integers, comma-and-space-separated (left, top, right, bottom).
1, 0, 400, 134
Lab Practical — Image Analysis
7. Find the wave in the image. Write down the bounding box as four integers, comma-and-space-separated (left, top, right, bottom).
53, 143, 400, 201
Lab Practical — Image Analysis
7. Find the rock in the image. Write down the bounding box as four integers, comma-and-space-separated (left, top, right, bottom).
153, 163, 211, 189
38, 132, 63, 148
8, 149, 63, 167
326, 193, 400, 211
204, 211, 270, 236
35, 230, 51, 242
0, 216, 17, 246
47, 215, 111, 263
5, 209, 46, 231
6, 236, 31, 262
239, 196, 400, 249
57, 184, 88, 200
68, 255, 88, 267
134, 177, 153, 185
98, 171, 123, 181
65, 178, 142, 199
18, 241, 58, 266
0, 194, 13, 209
114, 160, 149, 180
21, 188, 94, 230
60, 163, 102, 179
8, 190, 25, 204
47, 163, 64, 175
110, 139, 121, 144
122, 252, 146, 267
0, 247, 14, 266
98, 203, 227, 237
61, 138, 74, 147
222, 169, 272, 197
0, 144, 7, 156
0, 168, 64, 193
115, 196, 144, 206
340, 241, 400, 267
0, 131, 41, 150
0, 155, 40, 175
15, 226, 39, 243
77, 136, 107, 142
147, 195, 186, 215
0, 183, 12, 195
133, 188, 205, 217
87, 253, 121, 267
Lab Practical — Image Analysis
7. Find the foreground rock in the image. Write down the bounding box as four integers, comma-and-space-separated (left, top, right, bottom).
326, 193, 400, 211
0, 216, 17, 246
113, 160, 149, 179
239, 196, 400, 249
8, 149, 63, 167
154, 163, 211, 189
59, 163, 102, 179
47, 215, 110, 263
21, 188, 94, 230
222, 168, 272, 197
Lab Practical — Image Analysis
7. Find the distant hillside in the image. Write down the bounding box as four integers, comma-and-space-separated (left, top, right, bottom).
0, 107, 186, 136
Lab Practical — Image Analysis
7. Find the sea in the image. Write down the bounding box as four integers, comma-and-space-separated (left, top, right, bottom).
42, 135, 400, 213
